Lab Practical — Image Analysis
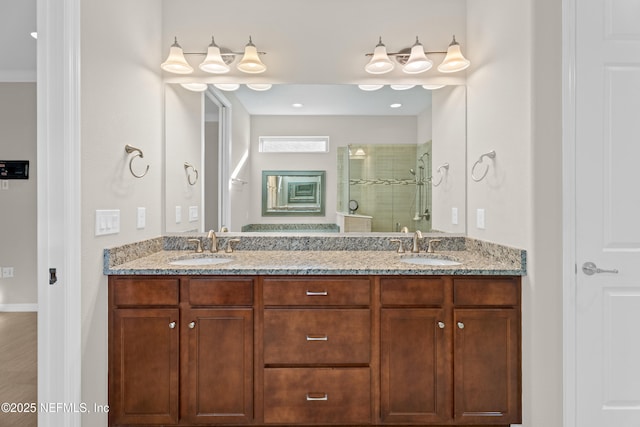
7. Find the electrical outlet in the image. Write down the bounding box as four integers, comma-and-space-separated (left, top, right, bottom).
189, 206, 199, 222
1, 180, 8, 190
137, 207, 146, 229
2, 267, 14, 278
175, 206, 182, 223
451, 207, 458, 225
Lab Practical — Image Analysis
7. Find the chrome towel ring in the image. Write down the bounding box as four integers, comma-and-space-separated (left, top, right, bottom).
184, 162, 199, 185
471, 150, 496, 182
431, 163, 449, 187
124, 144, 149, 179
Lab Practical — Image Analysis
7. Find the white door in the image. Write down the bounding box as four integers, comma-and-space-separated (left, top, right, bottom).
575, 0, 640, 424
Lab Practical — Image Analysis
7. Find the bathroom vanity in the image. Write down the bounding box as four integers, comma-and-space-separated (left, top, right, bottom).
105, 235, 524, 427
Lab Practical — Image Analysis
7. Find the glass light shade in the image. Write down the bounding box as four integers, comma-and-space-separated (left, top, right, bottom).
365, 39, 395, 74
437, 37, 470, 73
199, 38, 231, 74
402, 41, 433, 74
422, 84, 446, 90
390, 84, 415, 91
358, 84, 384, 91
214, 83, 240, 91
237, 38, 267, 74
247, 83, 273, 91
161, 38, 193, 74
180, 83, 208, 92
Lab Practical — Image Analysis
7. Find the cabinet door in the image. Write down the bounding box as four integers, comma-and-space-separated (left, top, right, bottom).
454, 308, 521, 424
110, 308, 179, 425
380, 308, 450, 424
184, 308, 253, 424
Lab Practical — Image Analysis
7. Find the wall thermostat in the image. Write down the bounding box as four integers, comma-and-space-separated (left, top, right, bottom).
0, 161, 29, 179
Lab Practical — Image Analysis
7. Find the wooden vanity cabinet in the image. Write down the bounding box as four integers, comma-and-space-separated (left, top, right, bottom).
109, 277, 180, 426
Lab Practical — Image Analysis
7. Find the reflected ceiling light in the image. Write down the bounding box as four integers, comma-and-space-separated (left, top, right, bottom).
199, 37, 231, 74
364, 37, 395, 75
292, 103, 304, 108
364, 35, 470, 75
162, 36, 268, 75
437, 36, 471, 73
180, 83, 208, 92
390, 103, 402, 108
422, 84, 446, 90
237, 37, 267, 74
390, 84, 415, 91
247, 83, 273, 91
161, 37, 194, 74
358, 84, 384, 91
30, 32, 37, 39
214, 83, 240, 91
402, 37, 433, 74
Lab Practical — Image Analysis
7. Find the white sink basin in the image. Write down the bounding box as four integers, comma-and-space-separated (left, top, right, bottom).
169, 257, 233, 266
400, 256, 461, 266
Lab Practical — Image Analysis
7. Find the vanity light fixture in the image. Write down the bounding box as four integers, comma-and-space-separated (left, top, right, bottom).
364, 35, 470, 75
161, 37, 194, 74
358, 84, 384, 91
246, 83, 273, 91
422, 84, 446, 90
437, 36, 471, 73
364, 37, 396, 74
214, 83, 241, 91
162, 35, 268, 75
390, 84, 415, 91
180, 83, 208, 92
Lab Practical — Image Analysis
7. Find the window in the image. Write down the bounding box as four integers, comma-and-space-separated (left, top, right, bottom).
259, 136, 329, 153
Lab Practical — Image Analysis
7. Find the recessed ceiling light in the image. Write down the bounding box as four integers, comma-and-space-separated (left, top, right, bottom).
390, 103, 402, 108
30, 32, 38, 40
292, 103, 304, 108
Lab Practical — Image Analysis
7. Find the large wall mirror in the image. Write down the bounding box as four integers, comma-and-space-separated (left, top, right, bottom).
164, 83, 466, 234
262, 171, 326, 216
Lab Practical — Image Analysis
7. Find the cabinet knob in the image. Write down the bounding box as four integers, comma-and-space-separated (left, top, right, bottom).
457, 321, 465, 329
169, 321, 176, 329
438, 321, 445, 329
188, 321, 196, 329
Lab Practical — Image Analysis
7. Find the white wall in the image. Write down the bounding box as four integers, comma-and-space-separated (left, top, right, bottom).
0, 83, 37, 310
431, 85, 466, 234
164, 84, 203, 233
466, 1, 563, 426
248, 115, 417, 225
80, 0, 164, 424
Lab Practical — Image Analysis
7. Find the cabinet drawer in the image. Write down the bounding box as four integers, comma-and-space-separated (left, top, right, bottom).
112, 278, 179, 306
453, 278, 520, 306
263, 277, 370, 306
264, 367, 371, 424
264, 309, 370, 364
380, 277, 445, 306
187, 277, 253, 306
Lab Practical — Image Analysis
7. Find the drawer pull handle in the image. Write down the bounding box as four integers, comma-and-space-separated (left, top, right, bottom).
306, 393, 328, 401
306, 335, 328, 341
306, 290, 328, 296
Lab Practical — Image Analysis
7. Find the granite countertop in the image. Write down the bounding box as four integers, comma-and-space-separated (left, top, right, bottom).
104, 234, 526, 276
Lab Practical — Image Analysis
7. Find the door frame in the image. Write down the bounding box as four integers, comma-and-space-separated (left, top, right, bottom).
562, 0, 578, 425
37, 0, 82, 425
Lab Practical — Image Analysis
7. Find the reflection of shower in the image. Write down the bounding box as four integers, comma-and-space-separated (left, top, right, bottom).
413, 153, 431, 221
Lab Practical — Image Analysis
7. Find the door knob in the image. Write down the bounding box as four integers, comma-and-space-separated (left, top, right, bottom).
582, 261, 619, 276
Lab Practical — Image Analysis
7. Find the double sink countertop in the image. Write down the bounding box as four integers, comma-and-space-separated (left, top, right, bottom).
104, 233, 526, 276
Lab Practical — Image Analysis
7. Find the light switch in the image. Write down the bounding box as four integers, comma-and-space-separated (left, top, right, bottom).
137, 207, 146, 229
95, 209, 120, 236
476, 208, 485, 229
1, 180, 8, 190
451, 207, 458, 225
175, 206, 182, 223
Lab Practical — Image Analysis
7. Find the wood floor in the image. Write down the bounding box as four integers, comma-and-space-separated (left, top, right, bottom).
0, 312, 37, 427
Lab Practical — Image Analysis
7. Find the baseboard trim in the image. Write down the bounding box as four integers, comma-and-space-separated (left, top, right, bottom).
0, 303, 38, 312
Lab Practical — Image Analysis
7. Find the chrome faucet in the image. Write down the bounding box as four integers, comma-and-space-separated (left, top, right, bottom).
411, 230, 423, 253
207, 229, 218, 253
427, 239, 442, 253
